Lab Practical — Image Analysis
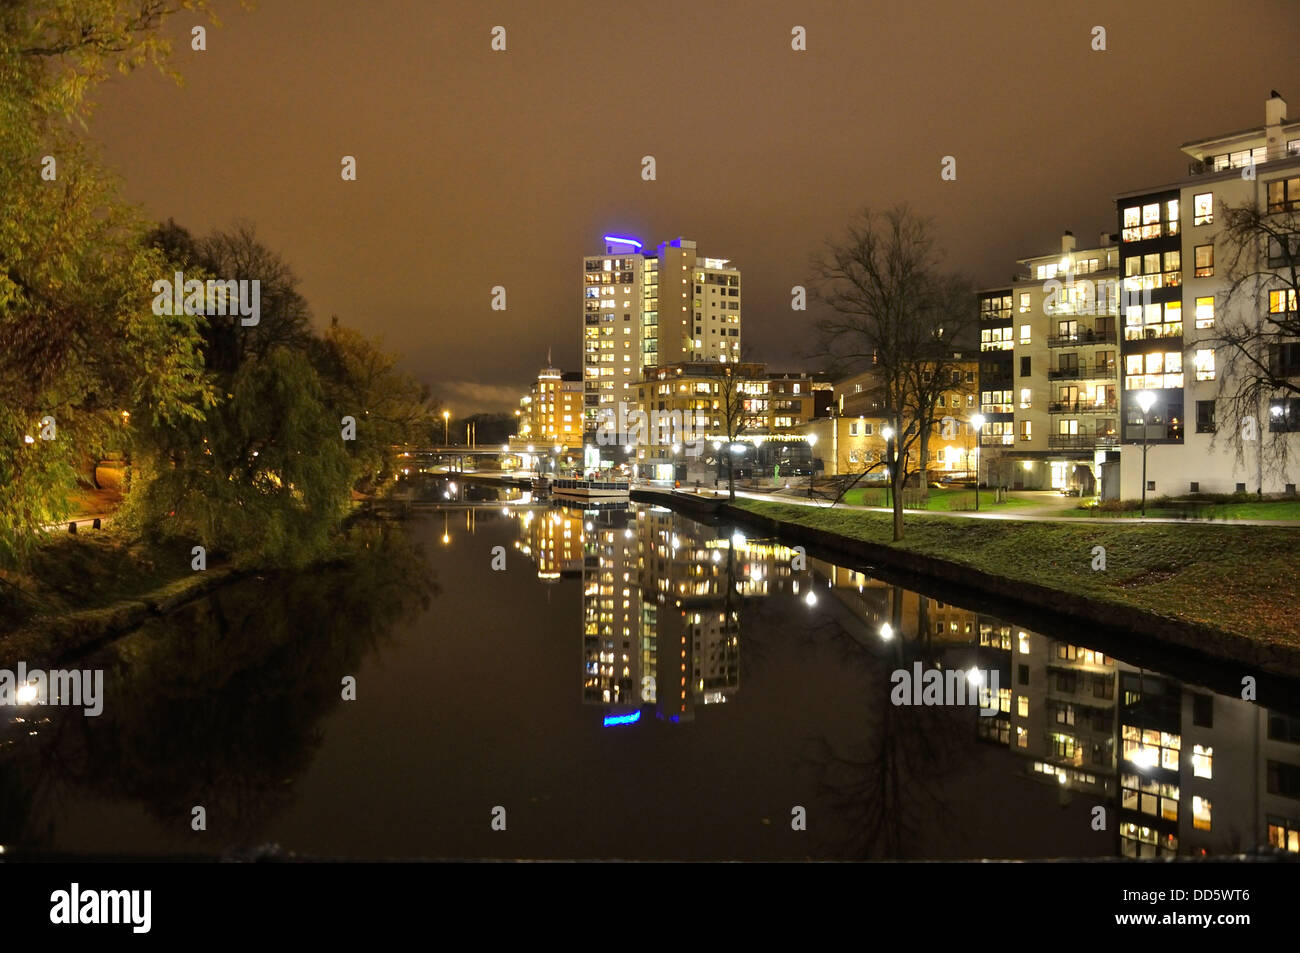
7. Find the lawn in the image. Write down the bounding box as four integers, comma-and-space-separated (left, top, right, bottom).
737, 500, 1300, 646
840, 485, 1034, 512
1074, 499, 1300, 521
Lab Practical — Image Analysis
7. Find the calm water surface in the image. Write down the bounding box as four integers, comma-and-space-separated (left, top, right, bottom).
3, 490, 1299, 860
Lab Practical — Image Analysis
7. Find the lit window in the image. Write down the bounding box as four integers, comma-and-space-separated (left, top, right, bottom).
1020, 324, 1031, 344
1193, 796, 1212, 831
1019, 388, 1032, 409
1193, 744, 1213, 779
1194, 348, 1215, 381
1020, 420, 1032, 441
1194, 244, 1213, 277
1018, 696, 1029, 717
1270, 290, 1299, 314
1018, 631, 1030, 654
1193, 192, 1213, 226
1018, 292, 1030, 313
1195, 296, 1215, 329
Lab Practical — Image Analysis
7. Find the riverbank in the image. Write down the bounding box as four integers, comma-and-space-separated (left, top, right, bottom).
0, 529, 241, 663
0, 515, 403, 665
633, 489, 1300, 678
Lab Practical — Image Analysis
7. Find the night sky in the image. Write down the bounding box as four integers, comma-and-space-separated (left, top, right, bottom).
90, 0, 1300, 412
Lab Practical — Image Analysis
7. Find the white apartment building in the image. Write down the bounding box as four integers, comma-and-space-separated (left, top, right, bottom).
582, 236, 741, 449
979, 233, 1121, 492
1114, 93, 1300, 498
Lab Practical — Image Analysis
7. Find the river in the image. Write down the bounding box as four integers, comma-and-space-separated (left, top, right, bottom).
2, 487, 1298, 860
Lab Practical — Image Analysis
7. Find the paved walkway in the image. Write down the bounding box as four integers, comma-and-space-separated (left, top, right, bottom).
664, 486, 1300, 527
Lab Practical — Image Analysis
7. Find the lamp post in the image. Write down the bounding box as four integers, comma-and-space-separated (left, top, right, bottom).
970, 414, 986, 511
442, 410, 450, 446
881, 426, 895, 509
807, 432, 818, 498
1136, 391, 1156, 517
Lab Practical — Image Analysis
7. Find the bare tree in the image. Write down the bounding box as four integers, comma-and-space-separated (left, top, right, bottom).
812, 206, 977, 539
716, 362, 764, 501
1205, 201, 1300, 487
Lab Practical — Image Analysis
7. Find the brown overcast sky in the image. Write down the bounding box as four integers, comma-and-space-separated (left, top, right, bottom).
91, 0, 1300, 413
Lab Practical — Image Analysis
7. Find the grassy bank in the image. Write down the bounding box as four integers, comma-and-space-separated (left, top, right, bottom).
1074, 498, 1300, 521
737, 500, 1300, 646
0, 529, 234, 659
840, 486, 1034, 511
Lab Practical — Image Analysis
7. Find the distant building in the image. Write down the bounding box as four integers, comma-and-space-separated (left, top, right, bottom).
582, 236, 742, 459
811, 356, 979, 480
631, 362, 825, 482
523, 359, 583, 448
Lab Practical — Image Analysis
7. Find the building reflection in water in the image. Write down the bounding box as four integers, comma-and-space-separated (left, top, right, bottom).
506, 500, 1300, 859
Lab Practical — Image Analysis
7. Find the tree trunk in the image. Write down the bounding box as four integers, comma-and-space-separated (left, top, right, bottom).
728, 450, 736, 501
891, 451, 904, 541
918, 428, 929, 492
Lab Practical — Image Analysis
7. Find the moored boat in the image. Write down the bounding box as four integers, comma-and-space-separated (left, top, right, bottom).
550, 477, 630, 500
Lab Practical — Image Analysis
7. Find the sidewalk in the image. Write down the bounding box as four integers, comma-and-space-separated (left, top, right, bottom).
40, 488, 120, 534
670, 486, 1300, 527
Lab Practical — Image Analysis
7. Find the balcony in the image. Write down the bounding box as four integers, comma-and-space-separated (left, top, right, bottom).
1048, 433, 1119, 450
1049, 364, 1117, 380
1124, 324, 1183, 342
1047, 328, 1117, 348
1049, 401, 1118, 415
1187, 143, 1299, 176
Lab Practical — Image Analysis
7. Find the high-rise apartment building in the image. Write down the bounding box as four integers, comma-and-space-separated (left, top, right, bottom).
582, 236, 741, 451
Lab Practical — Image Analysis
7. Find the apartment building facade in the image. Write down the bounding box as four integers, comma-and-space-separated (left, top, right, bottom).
582, 235, 742, 466
812, 357, 980, 480
1114, 92, 1300, 497
978, 234, 1121, 493
633, 362, 824, 482
523, 362, 583, 448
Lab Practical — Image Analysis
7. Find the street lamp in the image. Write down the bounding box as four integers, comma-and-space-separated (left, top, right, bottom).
442, 410, 450, 446
970, 414, 986, 511
881, 426, 895, 508
807, 432, 818, 498
1136, 391, 1156, 517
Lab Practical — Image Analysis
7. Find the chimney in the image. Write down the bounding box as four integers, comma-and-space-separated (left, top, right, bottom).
1100, 231, 1110, 248
1061, 230, 1076, 255
1267, 91, 1288, 154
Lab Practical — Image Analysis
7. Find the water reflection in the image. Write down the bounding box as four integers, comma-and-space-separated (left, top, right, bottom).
2, 488, 1298, 860
0, 521, 434, 854
505, 497, 1300, 860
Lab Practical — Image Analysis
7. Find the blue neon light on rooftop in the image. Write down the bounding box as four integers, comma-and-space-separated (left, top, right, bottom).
603, 711, 642, 727
603, 235, 643, 249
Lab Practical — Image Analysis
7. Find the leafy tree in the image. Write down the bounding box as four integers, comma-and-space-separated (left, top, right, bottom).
123, 224, 361, 567
313, 317, 439, 494
126, 346, 353, 569
0, 1, 213, 566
